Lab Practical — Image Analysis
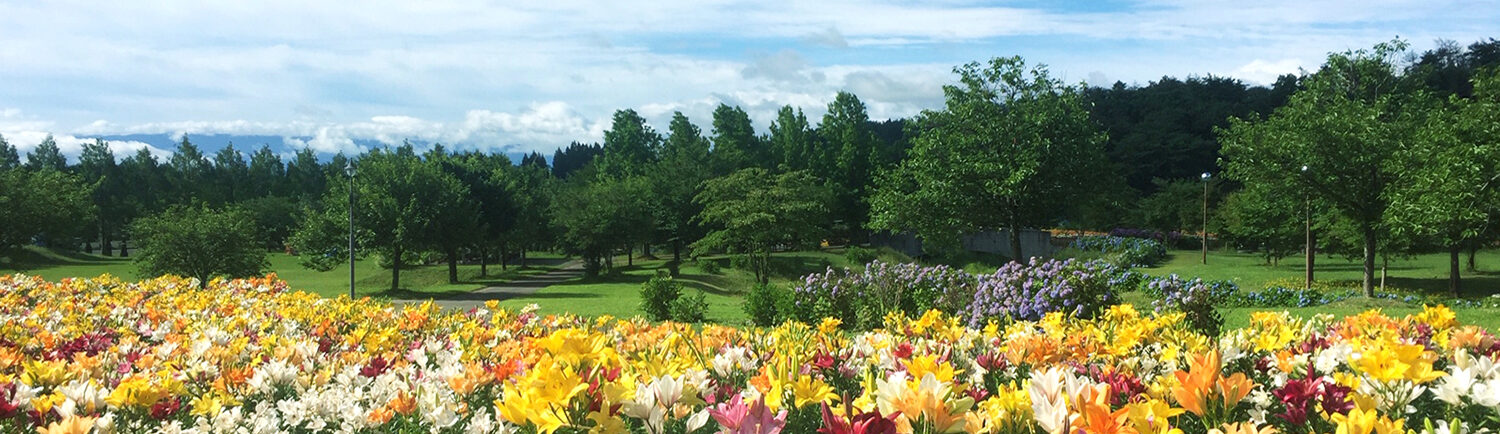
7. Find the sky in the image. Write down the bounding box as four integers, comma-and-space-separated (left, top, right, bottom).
1, 0, 1497, 161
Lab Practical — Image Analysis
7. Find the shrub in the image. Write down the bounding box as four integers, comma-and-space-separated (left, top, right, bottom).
697, 258, 720, 274
669, 291, 708, 323
639, 276, 682, 321
1067, 235, 1167, 267
130, 205, 267, 286
966, 258, 1120, 327
844, 246, 877, 265
791, 261, 977, 330
1146, 275, 1229, 336
743, 283, 793, 327
729, 254, 752, 271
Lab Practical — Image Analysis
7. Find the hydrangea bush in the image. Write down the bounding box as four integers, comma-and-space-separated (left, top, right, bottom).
1067, 235, 1169, 266
965, 258, 1121, 327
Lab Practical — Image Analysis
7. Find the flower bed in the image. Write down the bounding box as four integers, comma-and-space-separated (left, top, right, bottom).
1066, 235, 1169, 267
2, 274, 1499, 433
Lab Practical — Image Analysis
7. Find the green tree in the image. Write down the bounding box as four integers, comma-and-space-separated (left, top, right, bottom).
0, 169, 93, 256
76, 139, 127, 255
25, 135, 66, 171
597, 109, 662, 178
285, 148, 325, 202
427, 151, 488, 283
768, 105, 815, 171
1390, 68, 1500, 295
653, 112, 713, 271
246, 144, 285, 198
167, 136, 213, 204
694, 168, 832, 284
552, 175, 651, 276
1220, 40, 1427, 296
0, 134, 19, 169
291, 150, 469, 291
820, 92, 880, 241
505, 163, 554, 268
118, 148, 168, 255
238, 196, 301, 251
709, 104, 764, 176
213, 142, 250, 204
869, 56, 1107, 260
130, 205, 266, 286
1219, 183, 1304, 265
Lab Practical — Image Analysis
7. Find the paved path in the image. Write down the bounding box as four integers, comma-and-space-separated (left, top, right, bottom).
394, 260, 584, 311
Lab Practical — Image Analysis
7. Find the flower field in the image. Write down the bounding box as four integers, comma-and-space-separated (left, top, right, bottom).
2, 274, 1500, 433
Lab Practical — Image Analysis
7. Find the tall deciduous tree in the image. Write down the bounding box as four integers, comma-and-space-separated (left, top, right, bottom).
1390, 68, 1500, 295
0, 168, 93, 256
25, 135, 66, 171
598, 109, 661, 178
131, 205, 266, 286
821, 92, 880, 241
653, 112, 713, 270
291, 150, 468, 291
213, 142, 249, 204
1220, 40, 1428, 297
0, 134, 19, 169
552, 175, 650, 276
76, 139, 126, 255
869, 56, 1107, 260
768, 105, 815, 172
167, 136, 213, 204
694, 168, 832, 284
709, 104, 763, 176
247, 144, 285, 198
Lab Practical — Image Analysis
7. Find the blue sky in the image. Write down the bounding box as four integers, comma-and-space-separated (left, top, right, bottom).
1, 0, 1497, 160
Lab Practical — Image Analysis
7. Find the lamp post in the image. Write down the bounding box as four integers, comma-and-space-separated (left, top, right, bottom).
1302, 165, 1313, 289
346, 162, 356, 299
1201, 172, 1211, 264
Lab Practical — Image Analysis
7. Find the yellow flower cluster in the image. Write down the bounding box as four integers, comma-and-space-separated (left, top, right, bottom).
0, 274, 1496, 433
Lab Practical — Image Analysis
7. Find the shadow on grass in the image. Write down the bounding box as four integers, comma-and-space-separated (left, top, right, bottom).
1, 247, 130, 271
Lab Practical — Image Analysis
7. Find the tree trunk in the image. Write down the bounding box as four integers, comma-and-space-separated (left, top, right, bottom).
1380, 256, 1388, 293
626, 244, 633, 267
500, 245, 508, 270
1305, 231, 1315, 290
391, 247, 403, 292
119, 239, 128, 257
84, 240, 93, 254
1362, 227, 1376, 297
1450, 244, 1462, 297
447, 247, 459, 284
643, 242, 651, 258
520, 250, 527, 268
1467, 243, 1479, 272
1008, 225, 1024, 263
479, 246, 488, 277
101, 224, 113, 256
671, 241, 682, 277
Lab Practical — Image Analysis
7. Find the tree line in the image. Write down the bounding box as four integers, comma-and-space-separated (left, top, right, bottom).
2, 37, 1497, 295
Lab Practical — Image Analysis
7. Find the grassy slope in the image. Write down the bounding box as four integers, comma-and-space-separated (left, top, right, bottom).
0, 246, 554, 298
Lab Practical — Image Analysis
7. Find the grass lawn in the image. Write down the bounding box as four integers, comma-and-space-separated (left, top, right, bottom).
1, 246, 557, 299
1145, 248, 1500, 298
494, 247, 910, 325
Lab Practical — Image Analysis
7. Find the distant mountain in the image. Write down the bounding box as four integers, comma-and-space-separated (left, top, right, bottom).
94, 133, 538, 164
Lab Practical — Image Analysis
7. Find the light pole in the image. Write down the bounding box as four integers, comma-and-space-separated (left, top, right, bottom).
1302, 165, 1313, 289
346, 162, 356, 299
1201, 172, 1211, 265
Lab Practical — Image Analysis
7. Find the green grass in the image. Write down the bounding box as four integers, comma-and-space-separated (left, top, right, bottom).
493, 247, 906, 325
1, 246, 557, 299
1145, 248, 1500, 298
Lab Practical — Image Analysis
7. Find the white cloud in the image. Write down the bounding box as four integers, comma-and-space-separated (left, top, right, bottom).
1, 0, 1494, 155
1233, 58, 1305, 85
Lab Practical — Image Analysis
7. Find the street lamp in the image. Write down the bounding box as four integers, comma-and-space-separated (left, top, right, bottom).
1302, 165, 1313, 289
1201, 172, 1211, 265
346, 162, 356, 299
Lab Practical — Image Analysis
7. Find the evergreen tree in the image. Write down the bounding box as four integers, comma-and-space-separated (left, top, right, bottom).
0, 134, 19, 169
